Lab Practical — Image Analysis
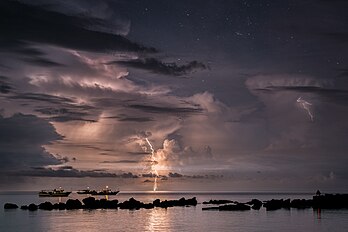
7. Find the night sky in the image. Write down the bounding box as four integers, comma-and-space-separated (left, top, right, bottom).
1, 0, 348, 191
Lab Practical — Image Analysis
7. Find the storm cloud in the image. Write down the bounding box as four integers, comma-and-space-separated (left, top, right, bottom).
110, 58, 208, 76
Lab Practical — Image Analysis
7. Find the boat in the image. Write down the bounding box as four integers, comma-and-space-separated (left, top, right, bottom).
39, 188, 71, 197
90, 186, 119, 196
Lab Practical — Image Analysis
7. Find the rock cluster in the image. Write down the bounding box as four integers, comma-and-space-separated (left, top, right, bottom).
4, 193, 348, 212
4, 197, 197, 211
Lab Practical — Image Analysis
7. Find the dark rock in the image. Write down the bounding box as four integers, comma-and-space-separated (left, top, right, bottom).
153, 199, 161, 207
52, 203, 66, 210
290, 199, 313, 209
39, 201, 53, 210
66, 199, 82, 210
83, 197, 98, 209
28, 204, 38, 211
20, 205, 28, 210
202, 206, 220, 210
185, 197, 198, 206
219, 203, 251, 211
4, 203, 18, 209
118, 197, 143, 210
263, 199, 290, 211
142, 203, 154, 209
203, 203, 250, 211
247, 199, 262, 210
203, 199, 235, 205
313, 194, 348, 209
108, 200, 119, 209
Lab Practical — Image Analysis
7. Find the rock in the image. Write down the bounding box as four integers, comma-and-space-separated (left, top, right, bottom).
247, 199, 262, 210
39, 201, 53, 210
66, 199, 82, 210
20, 205, 28, 210
4, 203, 18, 209
290, 199, 313, 209
202, 206, 220, 210
263, 199, 290, 211
153, 199, 161, 207
142, 203, 154, 209
53, 203, 66, 210
108, 200, 119, 209
203, 199, 235, 205
219, 203, 251, 211
185, 197, 198, 206
28, 204, 38, 211
83, 197, 98, 209
313, 194, 348, 209
118, 197, 143, 210
203, 203, 250, 211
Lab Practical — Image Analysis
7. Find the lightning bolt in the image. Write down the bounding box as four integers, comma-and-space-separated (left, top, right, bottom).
297, 97, 314, 121
145, 138, 159, 191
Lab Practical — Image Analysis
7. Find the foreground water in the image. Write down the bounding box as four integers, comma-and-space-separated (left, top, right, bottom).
1, 191, 347, 232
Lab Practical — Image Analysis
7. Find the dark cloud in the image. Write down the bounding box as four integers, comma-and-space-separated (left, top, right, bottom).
0, 113, 62, 171
0, 76, 13, 94
0, 39, 45, 56
48, 116, 97, 123
319, 32, 348, 43
110, 58, 208, 76
35, 107, 96, 122
127, 151, 151, 156
10, 92, 76, 104
103, 114, 154, 122
8, 93, 97, 122
0, 1, 157, 54
14, 165, 140, 178
20, 57, 65, 67
338, 69, 348, 78
250, 84, 348, 105
101, 160, 139, 164
127, 104, 202, 114
252, 86, 348, 95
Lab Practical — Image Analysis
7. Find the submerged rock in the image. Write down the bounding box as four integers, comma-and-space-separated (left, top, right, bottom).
203, 199, 235, 205
28, 204, 38, 211
20, 205, 28, 210
4, 203, 18, 209
219, 203, 251, 211
203, 203, 250, 211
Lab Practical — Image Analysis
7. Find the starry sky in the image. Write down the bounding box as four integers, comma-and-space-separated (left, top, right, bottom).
1, 0, 348, 191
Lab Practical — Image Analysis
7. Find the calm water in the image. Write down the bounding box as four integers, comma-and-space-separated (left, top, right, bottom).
1, 191, 347, 232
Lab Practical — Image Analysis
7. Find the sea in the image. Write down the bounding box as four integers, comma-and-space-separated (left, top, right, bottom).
1, 191, 348, 232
